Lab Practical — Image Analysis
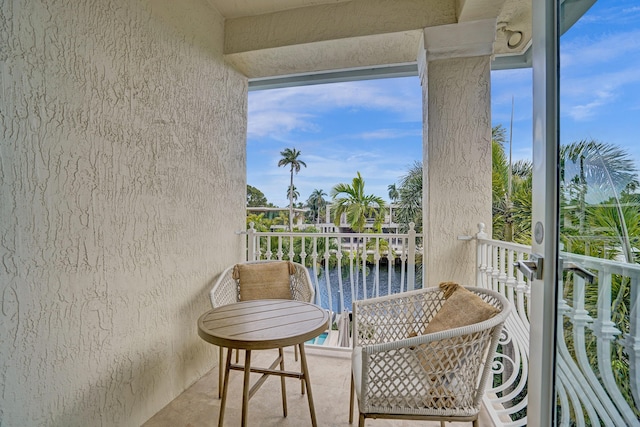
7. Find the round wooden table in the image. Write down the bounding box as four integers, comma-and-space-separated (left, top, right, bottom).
198, 299, 329, 427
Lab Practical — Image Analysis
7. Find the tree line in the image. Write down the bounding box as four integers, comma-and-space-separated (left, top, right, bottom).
247, 133, 640, 264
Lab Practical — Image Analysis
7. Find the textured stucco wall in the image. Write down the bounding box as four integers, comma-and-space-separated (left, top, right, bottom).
0, 0, 247, 425
421, 55, 492, 287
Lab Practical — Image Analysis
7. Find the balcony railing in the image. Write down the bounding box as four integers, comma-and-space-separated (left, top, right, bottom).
241, 223, 640, 426
244, 222, 421, 311
476, 224, 640, 427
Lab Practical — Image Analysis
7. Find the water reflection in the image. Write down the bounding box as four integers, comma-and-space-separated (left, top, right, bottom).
308, 264, 410, 312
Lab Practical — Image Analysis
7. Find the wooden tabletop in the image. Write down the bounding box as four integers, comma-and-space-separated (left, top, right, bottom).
198, 299, 329, 350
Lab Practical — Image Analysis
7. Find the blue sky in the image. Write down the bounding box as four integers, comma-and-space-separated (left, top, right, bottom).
247, 0, 640, 208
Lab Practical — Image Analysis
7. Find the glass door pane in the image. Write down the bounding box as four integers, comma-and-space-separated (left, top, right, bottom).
557, 0, 640, 424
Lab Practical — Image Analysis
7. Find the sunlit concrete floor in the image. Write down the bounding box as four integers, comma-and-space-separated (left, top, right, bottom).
143, 346, 493, 427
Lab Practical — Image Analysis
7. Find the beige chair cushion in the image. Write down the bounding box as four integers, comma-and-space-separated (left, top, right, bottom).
424, 282, 500, 334
233, 261, 294, 301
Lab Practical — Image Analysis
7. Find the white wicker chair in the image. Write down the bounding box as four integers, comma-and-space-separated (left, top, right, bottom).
209, 260, 315, 397
349, 286, 510, 427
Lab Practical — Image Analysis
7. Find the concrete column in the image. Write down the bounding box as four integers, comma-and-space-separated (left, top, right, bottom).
418, 19, 495, 287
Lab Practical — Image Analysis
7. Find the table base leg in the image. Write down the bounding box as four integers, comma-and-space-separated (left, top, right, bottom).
278, 347, 287, 417
298, 343, 318, 427
218, 347, 224, 399
218, 347, 233, 427
241, 350, 252, 426
217, 344, 320, 426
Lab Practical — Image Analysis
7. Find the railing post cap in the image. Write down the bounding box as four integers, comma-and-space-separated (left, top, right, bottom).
476, 223, 487, 238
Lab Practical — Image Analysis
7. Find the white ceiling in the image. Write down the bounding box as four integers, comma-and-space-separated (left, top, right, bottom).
206, 0, 533, 83
207, 0, 533, 58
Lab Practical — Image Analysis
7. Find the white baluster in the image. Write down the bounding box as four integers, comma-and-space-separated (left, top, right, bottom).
311, 237, 320, 307
266, 235, 273, 260
373, 237, 380, 298
400, 236, 407, 293
386, 236, 393, 296
361, 235, 368, 300
288, 235, 294, 261
324, 236, 333, 313
335, 248, 345, 313
569, 272, 626, 425
592, 268, 636, 425
276, 235, 283, 260
247, 222, 257, 261
349, 236, 356, 301
407, 222, 416, 290
624, 272, 640, 407
491, 245, 500, 292
300, 235, 307, 265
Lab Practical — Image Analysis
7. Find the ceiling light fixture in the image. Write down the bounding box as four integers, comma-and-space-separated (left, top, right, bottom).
497, 22, 524, 49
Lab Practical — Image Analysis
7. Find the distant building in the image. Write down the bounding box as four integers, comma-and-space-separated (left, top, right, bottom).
247, 204, 398, 233
322, 203, 399, 234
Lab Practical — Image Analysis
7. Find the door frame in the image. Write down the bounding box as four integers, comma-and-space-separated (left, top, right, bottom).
528, 0, 561, 425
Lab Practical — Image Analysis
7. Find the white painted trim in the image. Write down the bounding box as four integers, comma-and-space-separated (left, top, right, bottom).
248, 63, 418, 90
423, 19, 497, 61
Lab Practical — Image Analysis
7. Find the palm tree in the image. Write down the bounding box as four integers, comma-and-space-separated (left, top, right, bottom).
331, 172, 386, 298
331, 172, 386, 233
387, 184, 399, 224
286, 185, 301, 228
306, 189, 327, 224
560, 139, 639, 262
246, 212, 271, 232
558, 139, 640, 417
395, 161, 423, 233
391, 162, 425, 284
509, 160, 533, 244
387, 184, 399, 202
286, 185, 300, 203
278, 148, 307, 231
492, 125, 533, 243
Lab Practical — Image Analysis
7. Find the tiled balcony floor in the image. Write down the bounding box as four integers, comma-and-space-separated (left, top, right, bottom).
143, 346, 493, 427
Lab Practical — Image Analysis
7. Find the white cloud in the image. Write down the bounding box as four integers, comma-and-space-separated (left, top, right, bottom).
576, 3, 640, 27
561, 29, 640, 69
248, 78, 421, 140
562, 66, 640, 121
558, 21, 640, 122
358, 129, 422, 140
250, 81, 407, 115
490, 68, 533, 127
249, 111, 318, 138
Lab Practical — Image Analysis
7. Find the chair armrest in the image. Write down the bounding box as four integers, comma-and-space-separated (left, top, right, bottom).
352, 288, 439, 347
353, 317, 506, 414
209, 265, 240, 308
290, 262, 314, 303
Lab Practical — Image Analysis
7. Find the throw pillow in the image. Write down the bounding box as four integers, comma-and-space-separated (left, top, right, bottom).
408, 282, 500, 389
233, 261, 294, 301
424, 282, 500, 334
